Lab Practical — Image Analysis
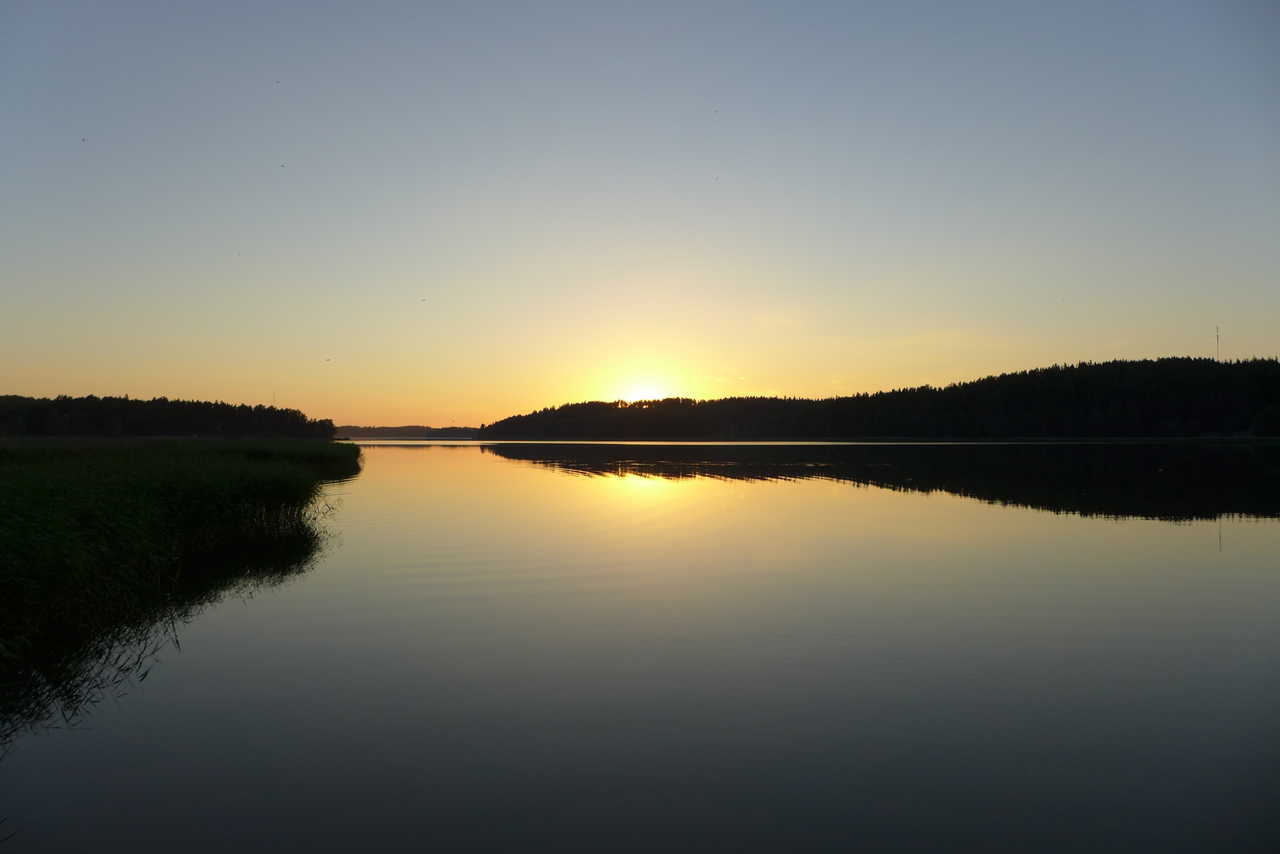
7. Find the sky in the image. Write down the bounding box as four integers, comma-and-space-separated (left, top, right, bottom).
3, 0, 1277, 426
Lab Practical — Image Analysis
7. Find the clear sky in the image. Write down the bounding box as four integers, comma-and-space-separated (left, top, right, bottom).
3, 1, 1277, 425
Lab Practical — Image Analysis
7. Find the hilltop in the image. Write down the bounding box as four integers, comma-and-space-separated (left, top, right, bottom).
479, 358, 1280, 441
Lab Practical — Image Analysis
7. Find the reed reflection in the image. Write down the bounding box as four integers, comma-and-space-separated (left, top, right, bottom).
482, 442, 1280, 521
0, 523, 330, 757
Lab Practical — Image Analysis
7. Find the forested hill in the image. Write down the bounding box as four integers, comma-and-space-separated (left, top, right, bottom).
0, 395, 335, 438
479, 358, 1280, 441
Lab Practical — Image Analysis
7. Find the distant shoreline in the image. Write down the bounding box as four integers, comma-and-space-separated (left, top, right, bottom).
335, 426, 477, 440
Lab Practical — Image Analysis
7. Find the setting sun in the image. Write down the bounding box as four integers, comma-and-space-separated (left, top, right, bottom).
617, 382, 671, 403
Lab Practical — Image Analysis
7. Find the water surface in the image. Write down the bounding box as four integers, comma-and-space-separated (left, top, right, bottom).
3, 442, 1278, 851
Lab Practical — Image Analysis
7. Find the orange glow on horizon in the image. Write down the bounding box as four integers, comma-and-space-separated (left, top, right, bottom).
614, 380, 674, 403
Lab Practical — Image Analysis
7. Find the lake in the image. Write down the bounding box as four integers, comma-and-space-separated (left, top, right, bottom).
3, 441, 1278, 851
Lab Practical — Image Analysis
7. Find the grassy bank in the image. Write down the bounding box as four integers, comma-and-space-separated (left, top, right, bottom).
0, 439, 360, 740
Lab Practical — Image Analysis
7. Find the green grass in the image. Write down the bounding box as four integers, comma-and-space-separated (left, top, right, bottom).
0, 439, 361, 743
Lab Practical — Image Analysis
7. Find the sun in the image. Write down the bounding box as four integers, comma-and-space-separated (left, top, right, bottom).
617, 382, 669, 403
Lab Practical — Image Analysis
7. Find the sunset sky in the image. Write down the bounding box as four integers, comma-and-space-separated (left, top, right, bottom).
4, 1, 1277, 426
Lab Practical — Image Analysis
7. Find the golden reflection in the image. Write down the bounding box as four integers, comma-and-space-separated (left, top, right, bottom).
607, 472, 678, 499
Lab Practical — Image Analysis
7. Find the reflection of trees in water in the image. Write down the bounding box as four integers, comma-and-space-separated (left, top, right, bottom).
483, 442, 1280, 522
0, 518, 328, 756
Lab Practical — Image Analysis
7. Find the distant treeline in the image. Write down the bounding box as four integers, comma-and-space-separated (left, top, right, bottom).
336, 425, 478, 438
0, 395, 335, 438
479, 358, 1280, 440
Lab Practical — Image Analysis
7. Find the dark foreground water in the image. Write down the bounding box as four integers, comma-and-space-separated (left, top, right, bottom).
3, 442, 1278, 851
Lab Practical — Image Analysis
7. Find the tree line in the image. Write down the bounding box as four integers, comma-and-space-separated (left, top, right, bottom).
479, 358, 1280, 440
0, 395, 336, 438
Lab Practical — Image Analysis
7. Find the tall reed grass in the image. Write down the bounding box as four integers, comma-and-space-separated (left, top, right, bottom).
0, 439, 361, 745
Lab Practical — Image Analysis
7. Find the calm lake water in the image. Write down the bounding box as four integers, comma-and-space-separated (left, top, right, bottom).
4, 442, 1279, 851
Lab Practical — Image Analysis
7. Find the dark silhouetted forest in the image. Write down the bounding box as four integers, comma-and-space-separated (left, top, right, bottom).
0, 395, 335, 438
479, 358, 1280, 440
336, 425, 478, 438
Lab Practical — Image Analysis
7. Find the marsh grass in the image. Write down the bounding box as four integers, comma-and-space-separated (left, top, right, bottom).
0, 439, 361, 745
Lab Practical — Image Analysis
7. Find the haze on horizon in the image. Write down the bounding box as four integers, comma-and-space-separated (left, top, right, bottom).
3, 1, 1277, 426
